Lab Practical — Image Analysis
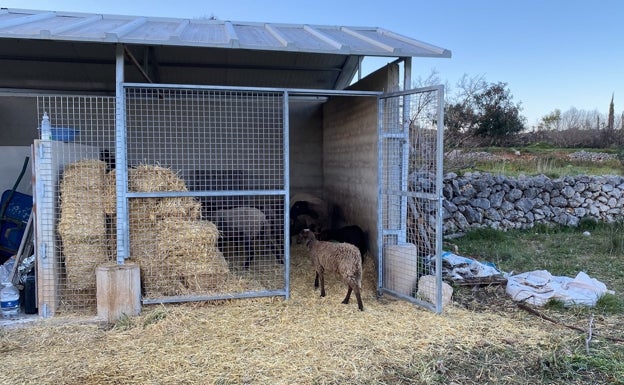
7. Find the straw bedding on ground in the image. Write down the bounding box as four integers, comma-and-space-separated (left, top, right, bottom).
0, 243, 580, 385
29, 161, 606, 383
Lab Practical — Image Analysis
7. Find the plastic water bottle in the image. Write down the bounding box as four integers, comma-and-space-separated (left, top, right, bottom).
1, 282, 20, 319
40, 111, 51, 140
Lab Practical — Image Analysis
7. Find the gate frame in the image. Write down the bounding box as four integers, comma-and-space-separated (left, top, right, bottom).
115, 82, 382, 305
377, 84, 445, 313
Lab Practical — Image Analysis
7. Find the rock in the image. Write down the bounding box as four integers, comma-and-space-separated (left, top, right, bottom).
416, 275, 453, 307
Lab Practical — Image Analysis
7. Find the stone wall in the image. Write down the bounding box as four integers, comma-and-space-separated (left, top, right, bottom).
441, 172, 624, 234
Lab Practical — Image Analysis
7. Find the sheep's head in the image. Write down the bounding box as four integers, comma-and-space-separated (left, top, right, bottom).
297, 228, 316, 247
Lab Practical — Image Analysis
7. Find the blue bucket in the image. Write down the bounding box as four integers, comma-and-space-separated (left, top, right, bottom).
50, 127, 79, 142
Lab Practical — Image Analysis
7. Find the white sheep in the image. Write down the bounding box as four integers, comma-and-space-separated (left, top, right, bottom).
210, 206, 283, 268
299, 228, 364, 311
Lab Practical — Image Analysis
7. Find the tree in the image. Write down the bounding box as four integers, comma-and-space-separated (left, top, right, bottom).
443, 77, 526, 145
539, 109, 562, 131
608, 93, 615, 131
472, 82, 525, 142
444, 102, 478, 133
444, 74, 486, 133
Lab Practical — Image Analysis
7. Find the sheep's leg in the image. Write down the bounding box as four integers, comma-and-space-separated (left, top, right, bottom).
343, 283, 364, 311
264, 229, 284, 265
319, 272, 326, 297
342, 286, 353, 304
243, 237, 254, 269
354, 286, 364, 311
270, 241, 284, 265
314, 272, 319, 289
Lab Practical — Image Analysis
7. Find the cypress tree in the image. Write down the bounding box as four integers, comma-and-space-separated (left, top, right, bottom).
608, 93, 615, 131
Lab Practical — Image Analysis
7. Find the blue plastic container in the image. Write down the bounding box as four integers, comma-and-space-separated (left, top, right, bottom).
0, 190, 33, 262
50, 127, 79, 142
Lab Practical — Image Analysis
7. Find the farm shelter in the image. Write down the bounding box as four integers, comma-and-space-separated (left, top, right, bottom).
0, 8, 451, 318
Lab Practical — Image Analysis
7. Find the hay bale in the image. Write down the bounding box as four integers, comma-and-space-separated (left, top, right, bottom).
153, 218, 228, 295
100, 164, 235, 297
60, 159, 107, 190
62, 241, 110, 290
57, 159, 110, 291
59, 286, 97, 311
128, 217, 227, 297
177, 253, 230, 292
157, 217, 219, 255
105, 165, 201, 220
129, 164, 187, 192
57, 159, 107, 241
156, 197, 202, 220
136, 258, 185, 298
103, 170, 117, 215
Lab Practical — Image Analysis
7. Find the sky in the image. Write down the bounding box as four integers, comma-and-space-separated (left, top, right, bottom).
1, 0, 622, 128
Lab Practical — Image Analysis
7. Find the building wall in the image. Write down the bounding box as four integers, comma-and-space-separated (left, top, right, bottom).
322, 64, 399, 263
0, 96, 38, 146
0, 96, 38, 195
0, 146, 33, 195
288, 100, 324, 197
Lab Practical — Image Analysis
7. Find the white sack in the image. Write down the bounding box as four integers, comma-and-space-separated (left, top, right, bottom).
506, 270, 614, 307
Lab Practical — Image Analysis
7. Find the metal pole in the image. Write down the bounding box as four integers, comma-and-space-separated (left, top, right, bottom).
115, 44, 129, 264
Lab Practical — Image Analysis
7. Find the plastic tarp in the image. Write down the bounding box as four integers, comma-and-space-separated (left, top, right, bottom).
440, 251, 503, 281
506, 270, 614, 307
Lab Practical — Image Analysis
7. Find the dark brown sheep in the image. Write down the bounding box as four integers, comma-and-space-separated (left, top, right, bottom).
299, 228, 363, 311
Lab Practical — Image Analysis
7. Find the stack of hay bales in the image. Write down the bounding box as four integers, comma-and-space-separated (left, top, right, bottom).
57, 159, 112, 305
104, 164, 229, 297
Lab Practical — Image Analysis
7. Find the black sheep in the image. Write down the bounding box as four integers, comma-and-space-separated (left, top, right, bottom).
289, 201, 320, 244
318, 225, 368, 262
99, 149, 116, 172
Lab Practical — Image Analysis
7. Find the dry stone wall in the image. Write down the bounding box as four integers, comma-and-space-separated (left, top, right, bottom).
441, 172, 624, 234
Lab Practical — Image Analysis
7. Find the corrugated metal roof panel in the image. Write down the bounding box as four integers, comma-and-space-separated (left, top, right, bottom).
235, 24, 283, 48
0, 8, 451, 58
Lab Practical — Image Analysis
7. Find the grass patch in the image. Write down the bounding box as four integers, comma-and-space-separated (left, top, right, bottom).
594, 293, 624, 314
446, 222, 624, 383
471, 158, 622, 178
142, 305, 168, 328
449, 146, 624, 177
112, 313, 134, 331
448, 222, 624, 293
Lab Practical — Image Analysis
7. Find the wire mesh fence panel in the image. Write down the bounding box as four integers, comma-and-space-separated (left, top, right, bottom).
35, 96, 116, 315
378, 86, 444, 312
34, 87, 287, 315
123, 86, 287, 303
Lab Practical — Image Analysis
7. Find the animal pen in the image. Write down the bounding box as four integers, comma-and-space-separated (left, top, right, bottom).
32, 83, 445, 316
0, 9, 452, 318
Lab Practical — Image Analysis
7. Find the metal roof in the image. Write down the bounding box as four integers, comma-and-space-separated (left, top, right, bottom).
0, 8, 450, 58
0, 8, 451, 92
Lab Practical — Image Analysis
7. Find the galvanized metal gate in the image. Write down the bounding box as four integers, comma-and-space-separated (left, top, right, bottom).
35, 84, 290, 314
119, 84, 289, 304
378, 85, 445, 313
35, 83, 443, 315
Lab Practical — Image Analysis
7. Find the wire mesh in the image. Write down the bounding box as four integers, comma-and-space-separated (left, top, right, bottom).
36, 96, 116, 315
379, 87, 443, 311
34, 87, 287, 315
123, 86, 287, 303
